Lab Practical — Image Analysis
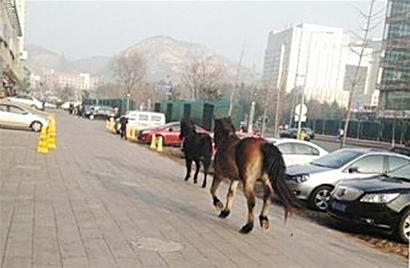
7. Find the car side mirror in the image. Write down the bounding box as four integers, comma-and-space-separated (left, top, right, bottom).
348, 167, 359, 174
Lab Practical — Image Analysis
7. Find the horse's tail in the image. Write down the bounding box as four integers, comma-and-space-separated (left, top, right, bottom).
261, 142, 300, 221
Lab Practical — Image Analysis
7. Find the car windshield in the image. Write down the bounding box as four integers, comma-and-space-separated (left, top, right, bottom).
159, 122, 179, 130
311, 150, 364, 169
386, 164, 410, 181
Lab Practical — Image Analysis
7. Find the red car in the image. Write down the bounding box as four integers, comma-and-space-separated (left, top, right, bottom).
138, 122, 210, 146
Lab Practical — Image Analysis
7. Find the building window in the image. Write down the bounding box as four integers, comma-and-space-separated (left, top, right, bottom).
384, 91, 410, 110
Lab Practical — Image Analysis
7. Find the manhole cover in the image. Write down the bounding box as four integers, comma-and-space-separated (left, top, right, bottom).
131, 237, 183, 252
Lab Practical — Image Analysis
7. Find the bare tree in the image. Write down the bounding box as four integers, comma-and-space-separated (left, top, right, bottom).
181, 56, 224, 101
228, 43, 245, 116
113, 50, 146, 98
58, 85, 75, 102
342, 0, 381, 147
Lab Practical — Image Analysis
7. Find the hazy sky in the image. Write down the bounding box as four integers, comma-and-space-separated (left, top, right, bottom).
26, 1, 387, 68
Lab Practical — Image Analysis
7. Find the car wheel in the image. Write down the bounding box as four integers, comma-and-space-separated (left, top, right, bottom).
309, 185, 333, 211
31, 121, 43, 132
397, 209, 410, 243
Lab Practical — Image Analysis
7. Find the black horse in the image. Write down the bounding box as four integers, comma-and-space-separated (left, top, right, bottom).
179, 118, 213, 188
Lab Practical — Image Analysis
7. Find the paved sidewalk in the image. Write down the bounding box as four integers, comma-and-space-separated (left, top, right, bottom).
0, 112, 406, 268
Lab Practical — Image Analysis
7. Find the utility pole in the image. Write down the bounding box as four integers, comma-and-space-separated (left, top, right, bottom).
228, 43, 245, 116
248, 64, 257, 133
260, 87, 269, 137
274, 44, 286, 137
248, 101, 256, 133
289, 25, 305, 128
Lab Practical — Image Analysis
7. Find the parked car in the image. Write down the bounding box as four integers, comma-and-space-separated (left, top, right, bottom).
266, 138, 328, 166
328, 164, 410, 243
0, 103, 48, 132
8, 95, 44, 110
88, 106, 114, 120
280, 127, 315, 141
138, 121, 210, 146
285, 148, 410, 211
390, 145, 410, 157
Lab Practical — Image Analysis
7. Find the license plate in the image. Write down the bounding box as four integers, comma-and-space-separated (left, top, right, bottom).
331, 201, 346, 212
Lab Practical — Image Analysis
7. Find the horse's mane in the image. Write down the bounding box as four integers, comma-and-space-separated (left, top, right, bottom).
214, 117, 236, 135
214, 117, 238, 147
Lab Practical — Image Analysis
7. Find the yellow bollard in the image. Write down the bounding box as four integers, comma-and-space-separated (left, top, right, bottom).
130, 127, 136, 141
47, 118, 56, 150
125, 127, 130, 139
156, 136, 164, 152
37, 126, 49, 154
150, 134, 157, 150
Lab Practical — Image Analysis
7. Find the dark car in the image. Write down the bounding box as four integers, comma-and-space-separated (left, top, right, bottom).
88, 106, 114, 120
280, 127, 315, 141
390, 145, 410, 157
328, 164, 410, 242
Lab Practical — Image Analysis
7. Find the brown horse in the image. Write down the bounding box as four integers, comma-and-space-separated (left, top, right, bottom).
211, 117, 299, 233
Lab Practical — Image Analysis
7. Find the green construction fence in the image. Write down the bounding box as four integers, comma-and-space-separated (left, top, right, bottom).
154, 99, 243, 130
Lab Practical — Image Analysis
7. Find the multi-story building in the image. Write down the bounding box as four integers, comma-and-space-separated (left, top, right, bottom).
0, 0, 27, 96
343, 40, 382, 111
378, 0, 410, 119
44, 70, 101, 101
262, 23, 350, 107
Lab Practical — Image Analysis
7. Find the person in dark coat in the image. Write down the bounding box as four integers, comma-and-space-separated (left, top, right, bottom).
119, 116, 129, 139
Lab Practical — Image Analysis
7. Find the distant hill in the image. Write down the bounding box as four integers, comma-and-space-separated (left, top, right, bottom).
26, 36, 256, 83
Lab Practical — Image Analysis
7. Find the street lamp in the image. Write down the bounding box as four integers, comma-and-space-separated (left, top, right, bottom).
126, 92, 130, 112
297, 30, 334, 138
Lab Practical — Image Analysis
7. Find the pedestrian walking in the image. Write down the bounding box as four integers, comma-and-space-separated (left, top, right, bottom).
337, 128, 344, 141
119, 116, 128, 139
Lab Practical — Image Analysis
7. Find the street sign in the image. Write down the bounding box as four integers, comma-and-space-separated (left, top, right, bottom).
295, 104, 308, 116
295, 115, 307, 122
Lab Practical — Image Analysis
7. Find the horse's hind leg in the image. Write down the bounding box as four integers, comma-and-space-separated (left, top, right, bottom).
219, 180, 239, 218
259, 174, 274, 230
210, 175, 223, 210
184, 158, 192, 181
240, 181, 256, 234
201, 157, 212, 188
193, 159, 200, 184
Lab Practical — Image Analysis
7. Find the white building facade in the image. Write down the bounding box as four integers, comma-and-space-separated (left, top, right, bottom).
262, 23, 350, 107
0, 0, 27, 96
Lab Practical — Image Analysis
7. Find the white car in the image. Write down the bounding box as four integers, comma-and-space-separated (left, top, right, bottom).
8, 95, 45, 110
266, 138, 328, 166
118, 111, 166, 133
0, 103, 48, 132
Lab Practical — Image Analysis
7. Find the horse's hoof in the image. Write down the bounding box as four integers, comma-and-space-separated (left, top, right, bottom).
259, 215, 269, 230
239, 223, 254, 234
213, 198, 224, 211
184, 176, 189, 181
218, 209, 230, 219
201, 184, 206, 188
194, 180, 198, 184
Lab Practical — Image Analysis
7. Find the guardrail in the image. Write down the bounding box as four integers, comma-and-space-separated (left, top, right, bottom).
315, 134, 393, 149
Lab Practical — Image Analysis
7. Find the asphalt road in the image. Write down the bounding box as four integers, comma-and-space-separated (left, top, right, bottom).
313, 139, 350, 152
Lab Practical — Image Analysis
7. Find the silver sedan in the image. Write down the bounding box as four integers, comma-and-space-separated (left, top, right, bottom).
285, 148, 410, 211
